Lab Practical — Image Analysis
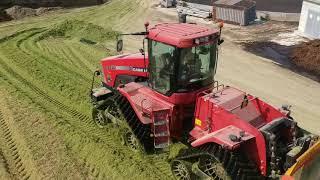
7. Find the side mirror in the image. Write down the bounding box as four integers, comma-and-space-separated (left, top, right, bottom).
94, 69, 101, 76
218, 39, 224, 45
116, 39, 123, 52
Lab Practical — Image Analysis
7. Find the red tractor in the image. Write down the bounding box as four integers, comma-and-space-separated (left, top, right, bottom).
90, 22, 319, 179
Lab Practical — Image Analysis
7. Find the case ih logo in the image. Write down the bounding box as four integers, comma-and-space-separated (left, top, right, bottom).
107, 66, 146, 72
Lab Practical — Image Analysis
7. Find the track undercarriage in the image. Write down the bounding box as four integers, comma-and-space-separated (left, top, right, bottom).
171, 144, 262, 180
91, 89, 265, 180
92, 92, 153, 152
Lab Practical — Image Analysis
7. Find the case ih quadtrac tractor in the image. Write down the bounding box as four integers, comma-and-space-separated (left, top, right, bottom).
90, 22, 319, 179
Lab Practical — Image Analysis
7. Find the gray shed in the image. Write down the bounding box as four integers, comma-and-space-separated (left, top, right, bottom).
298, 0, 320, 39
161, 0, 177, 8
213, 0, 256, 26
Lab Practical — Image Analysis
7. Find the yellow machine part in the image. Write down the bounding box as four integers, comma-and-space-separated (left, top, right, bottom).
284, 140, 320, 180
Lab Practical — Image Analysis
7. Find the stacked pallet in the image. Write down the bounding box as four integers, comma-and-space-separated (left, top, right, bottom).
176, 0, 213, 18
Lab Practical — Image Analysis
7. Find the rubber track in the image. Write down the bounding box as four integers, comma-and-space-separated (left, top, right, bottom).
109, 93, 173, 177
175, 144, 263, 180
108, 93, 154, 151
0, 60, 173, 179
0, 110, 30, 180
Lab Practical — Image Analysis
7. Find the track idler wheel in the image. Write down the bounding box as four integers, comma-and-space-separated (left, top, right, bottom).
199, 156, 231, 180
171, 160, 193, 180
92, 108, 109, 128
124, 130, 142, 152
118, 125, 144, 152
92, 99, 121, 128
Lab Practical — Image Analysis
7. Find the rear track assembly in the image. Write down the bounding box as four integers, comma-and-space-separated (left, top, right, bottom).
172, 144, 263, 180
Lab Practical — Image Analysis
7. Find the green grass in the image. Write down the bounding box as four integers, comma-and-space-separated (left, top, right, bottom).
0, 0, 179, 179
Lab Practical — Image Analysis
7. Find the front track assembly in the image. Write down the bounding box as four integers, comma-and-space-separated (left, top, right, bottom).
92, 92, 153, 152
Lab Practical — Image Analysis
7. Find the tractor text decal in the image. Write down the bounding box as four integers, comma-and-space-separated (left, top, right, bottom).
106, 66, 147, 72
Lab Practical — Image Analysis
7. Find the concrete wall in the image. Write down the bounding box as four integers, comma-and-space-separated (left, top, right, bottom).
299, 1, 320, 39
256, 11, 300, 22
184, 2, 212, 12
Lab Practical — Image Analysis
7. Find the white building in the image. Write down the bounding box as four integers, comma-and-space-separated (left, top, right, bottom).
299, 0, 320, 39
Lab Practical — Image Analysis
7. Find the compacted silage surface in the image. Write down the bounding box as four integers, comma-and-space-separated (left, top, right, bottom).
0, 0, 185, 179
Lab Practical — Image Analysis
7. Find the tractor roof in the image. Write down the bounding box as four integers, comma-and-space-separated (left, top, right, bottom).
147, 23, 219, 48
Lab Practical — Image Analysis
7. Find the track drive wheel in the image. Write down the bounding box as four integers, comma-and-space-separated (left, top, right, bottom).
199, 156, 231, 180
198, 144, 263, 180
92, 108, 108, 128
92, 99, 121, 128
171, 160, 193, 180
123, 130, 142, 152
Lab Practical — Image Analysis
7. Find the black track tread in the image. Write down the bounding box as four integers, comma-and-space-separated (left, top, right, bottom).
100, 92, 154, 152
117, 94, 153, 151
173, 144, 264, 180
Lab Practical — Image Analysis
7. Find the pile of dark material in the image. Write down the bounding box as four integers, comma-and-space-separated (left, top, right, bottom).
0, 0, 108, 8
3, 5, 62, 20
0, 8, 12, 22
292, 40, 320, 76
0, 0, 109, 22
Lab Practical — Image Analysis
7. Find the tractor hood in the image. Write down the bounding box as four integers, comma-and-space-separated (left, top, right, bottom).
100, 53, 149, 87
101, 53, 148, 61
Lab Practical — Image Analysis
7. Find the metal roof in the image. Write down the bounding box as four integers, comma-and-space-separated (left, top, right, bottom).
147, 23, 219, 48
214, 0, 256, 9
215, 0, 243, 5
183, 0, 217, 6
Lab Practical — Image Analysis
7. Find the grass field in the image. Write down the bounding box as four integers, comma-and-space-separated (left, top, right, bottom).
0, 0, 177, 179
1, 0, 319, 179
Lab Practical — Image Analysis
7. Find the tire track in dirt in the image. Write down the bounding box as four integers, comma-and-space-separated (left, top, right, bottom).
36, 40, 77, 67
0, 30, 91, 88
0, 25, 173, 179
0, 58, 173, 179
0, 110, 31, 180
0, 71, 104, 177
63, 42, 94, 73
1, 70, 173, 179
0, 147, 11, 179
0, 28, 43, 44
14, 30, 92, 82
0, 87, 91, 179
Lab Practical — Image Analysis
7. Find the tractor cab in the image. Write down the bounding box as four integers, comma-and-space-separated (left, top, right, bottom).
146, 23, 221, 96
92, 22, 224, 145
